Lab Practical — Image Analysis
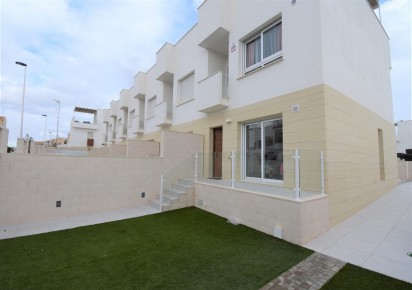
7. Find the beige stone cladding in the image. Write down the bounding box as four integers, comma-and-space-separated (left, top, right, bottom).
195, 183, 329, 245
323, 85, 398, 226
138, 84, 397, 231
0, 131, 202, 225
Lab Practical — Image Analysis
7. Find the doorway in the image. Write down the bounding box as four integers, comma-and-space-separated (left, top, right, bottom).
213, 127, 223, 179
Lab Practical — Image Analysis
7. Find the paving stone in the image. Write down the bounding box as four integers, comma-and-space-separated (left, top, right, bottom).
259, 252, 346, 290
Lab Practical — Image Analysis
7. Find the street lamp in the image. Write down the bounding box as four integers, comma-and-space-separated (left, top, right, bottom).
42, 114, 47, 143
15, 61, 27, 138
54, 98, 61, 147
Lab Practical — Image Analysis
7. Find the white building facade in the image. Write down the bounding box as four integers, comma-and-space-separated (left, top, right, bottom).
76, 0, 397, 227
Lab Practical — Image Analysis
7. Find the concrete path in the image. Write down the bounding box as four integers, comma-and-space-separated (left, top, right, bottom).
0, 205, 159, 240
304, 182, 412, 283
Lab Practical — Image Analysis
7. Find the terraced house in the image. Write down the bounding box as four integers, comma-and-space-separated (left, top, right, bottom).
67, 0, 397, 244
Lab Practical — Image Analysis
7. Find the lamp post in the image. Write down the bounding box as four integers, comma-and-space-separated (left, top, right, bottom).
42, 114, 47, 143
15, 61, 27, 138
54, 99, 61, 147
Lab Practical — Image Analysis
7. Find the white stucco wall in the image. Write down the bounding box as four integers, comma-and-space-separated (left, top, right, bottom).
89, 0, 391, 141
320, 0, 393, 122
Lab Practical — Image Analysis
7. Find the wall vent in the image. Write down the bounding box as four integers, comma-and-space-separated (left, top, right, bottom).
292, 105, 300, 112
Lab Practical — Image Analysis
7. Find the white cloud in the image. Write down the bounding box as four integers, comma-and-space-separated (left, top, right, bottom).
1, 0, 410, 146
1, 0, 197, 145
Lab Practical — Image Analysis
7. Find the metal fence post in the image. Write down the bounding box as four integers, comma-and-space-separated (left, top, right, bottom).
194, 152, 199, 182
293, 149, 300, 200
230, 151, 235, 189
321, 151, 325, 195
160, 175, 164, 212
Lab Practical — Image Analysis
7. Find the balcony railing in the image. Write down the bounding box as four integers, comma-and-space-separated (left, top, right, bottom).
131, 115, 144, 134
72, 120, 98, 130
197, 71, 229, 113
154, 101, 172, 127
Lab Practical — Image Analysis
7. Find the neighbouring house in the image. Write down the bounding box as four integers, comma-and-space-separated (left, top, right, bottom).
66, 107, 106, 148
395, 120, 412, 181
61, 0, 399, 243
395, 120, 412, 155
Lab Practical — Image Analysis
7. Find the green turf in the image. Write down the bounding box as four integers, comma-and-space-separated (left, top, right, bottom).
0, 207, 312, 290
321, 263, 412, 290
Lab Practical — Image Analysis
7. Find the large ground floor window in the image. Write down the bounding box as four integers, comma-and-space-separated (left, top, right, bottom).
243, 118, 283, 181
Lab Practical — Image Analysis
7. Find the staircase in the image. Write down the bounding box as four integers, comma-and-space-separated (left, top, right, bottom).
149, 179, 194, 212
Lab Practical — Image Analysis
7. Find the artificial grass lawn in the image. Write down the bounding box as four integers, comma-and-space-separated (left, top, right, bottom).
0, 207, 312, 290
322, 263, 412, 290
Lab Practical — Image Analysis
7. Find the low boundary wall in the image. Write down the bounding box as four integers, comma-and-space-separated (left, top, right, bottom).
398, 160, 411, 181
194, 182, 329, 245
0, 131, 203, 225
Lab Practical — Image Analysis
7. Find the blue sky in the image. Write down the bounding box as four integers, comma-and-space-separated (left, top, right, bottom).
1, 0, 411, 146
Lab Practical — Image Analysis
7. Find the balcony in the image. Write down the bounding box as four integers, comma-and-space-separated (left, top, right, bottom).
108, 130, 115, 143
102, 134, 108, 145
119, 128, 127, 139
155, 43, 174, 83
197, 0, 230, 56
131, 115, 144, 134
102, 109, 110, 123
130, 72, 147, 99
154, 101, 172, 127
119, 89, 129, 110
197, 71, 229, 113
110, 100, 118, 117
71, 120, 98, 130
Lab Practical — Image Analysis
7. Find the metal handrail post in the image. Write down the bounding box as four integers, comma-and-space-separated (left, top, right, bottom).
230, 151, 235, 188
321, 151, 325, 195
194, 152, 199, 182
160, 175, 164, 212
293, 149, 300, 200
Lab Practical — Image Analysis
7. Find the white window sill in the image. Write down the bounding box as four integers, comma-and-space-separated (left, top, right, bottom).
238, 56, 284, 80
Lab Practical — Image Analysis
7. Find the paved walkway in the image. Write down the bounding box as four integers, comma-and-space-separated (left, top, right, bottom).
304, 182, 412, 283
260, 252, 346, 290
0, 205, 159, 240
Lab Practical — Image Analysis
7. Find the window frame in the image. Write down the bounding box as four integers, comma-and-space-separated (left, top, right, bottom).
242, 117, 283, 183
243, 19, 282, 74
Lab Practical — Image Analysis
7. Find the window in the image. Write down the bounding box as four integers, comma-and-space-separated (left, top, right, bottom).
147, 96, 156, 119
244, 20, 282, 73
179, 73, 195, 104
243, 119, 283, 181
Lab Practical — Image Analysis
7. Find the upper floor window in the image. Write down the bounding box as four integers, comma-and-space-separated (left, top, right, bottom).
179, 72, 195, 104
147, 96, 156, 119
244, 20, 282, 73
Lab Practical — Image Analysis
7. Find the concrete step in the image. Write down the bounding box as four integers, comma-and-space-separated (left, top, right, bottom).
178, 179, 194, 187
149, 198, 171, 211
171, 183, 189, 192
